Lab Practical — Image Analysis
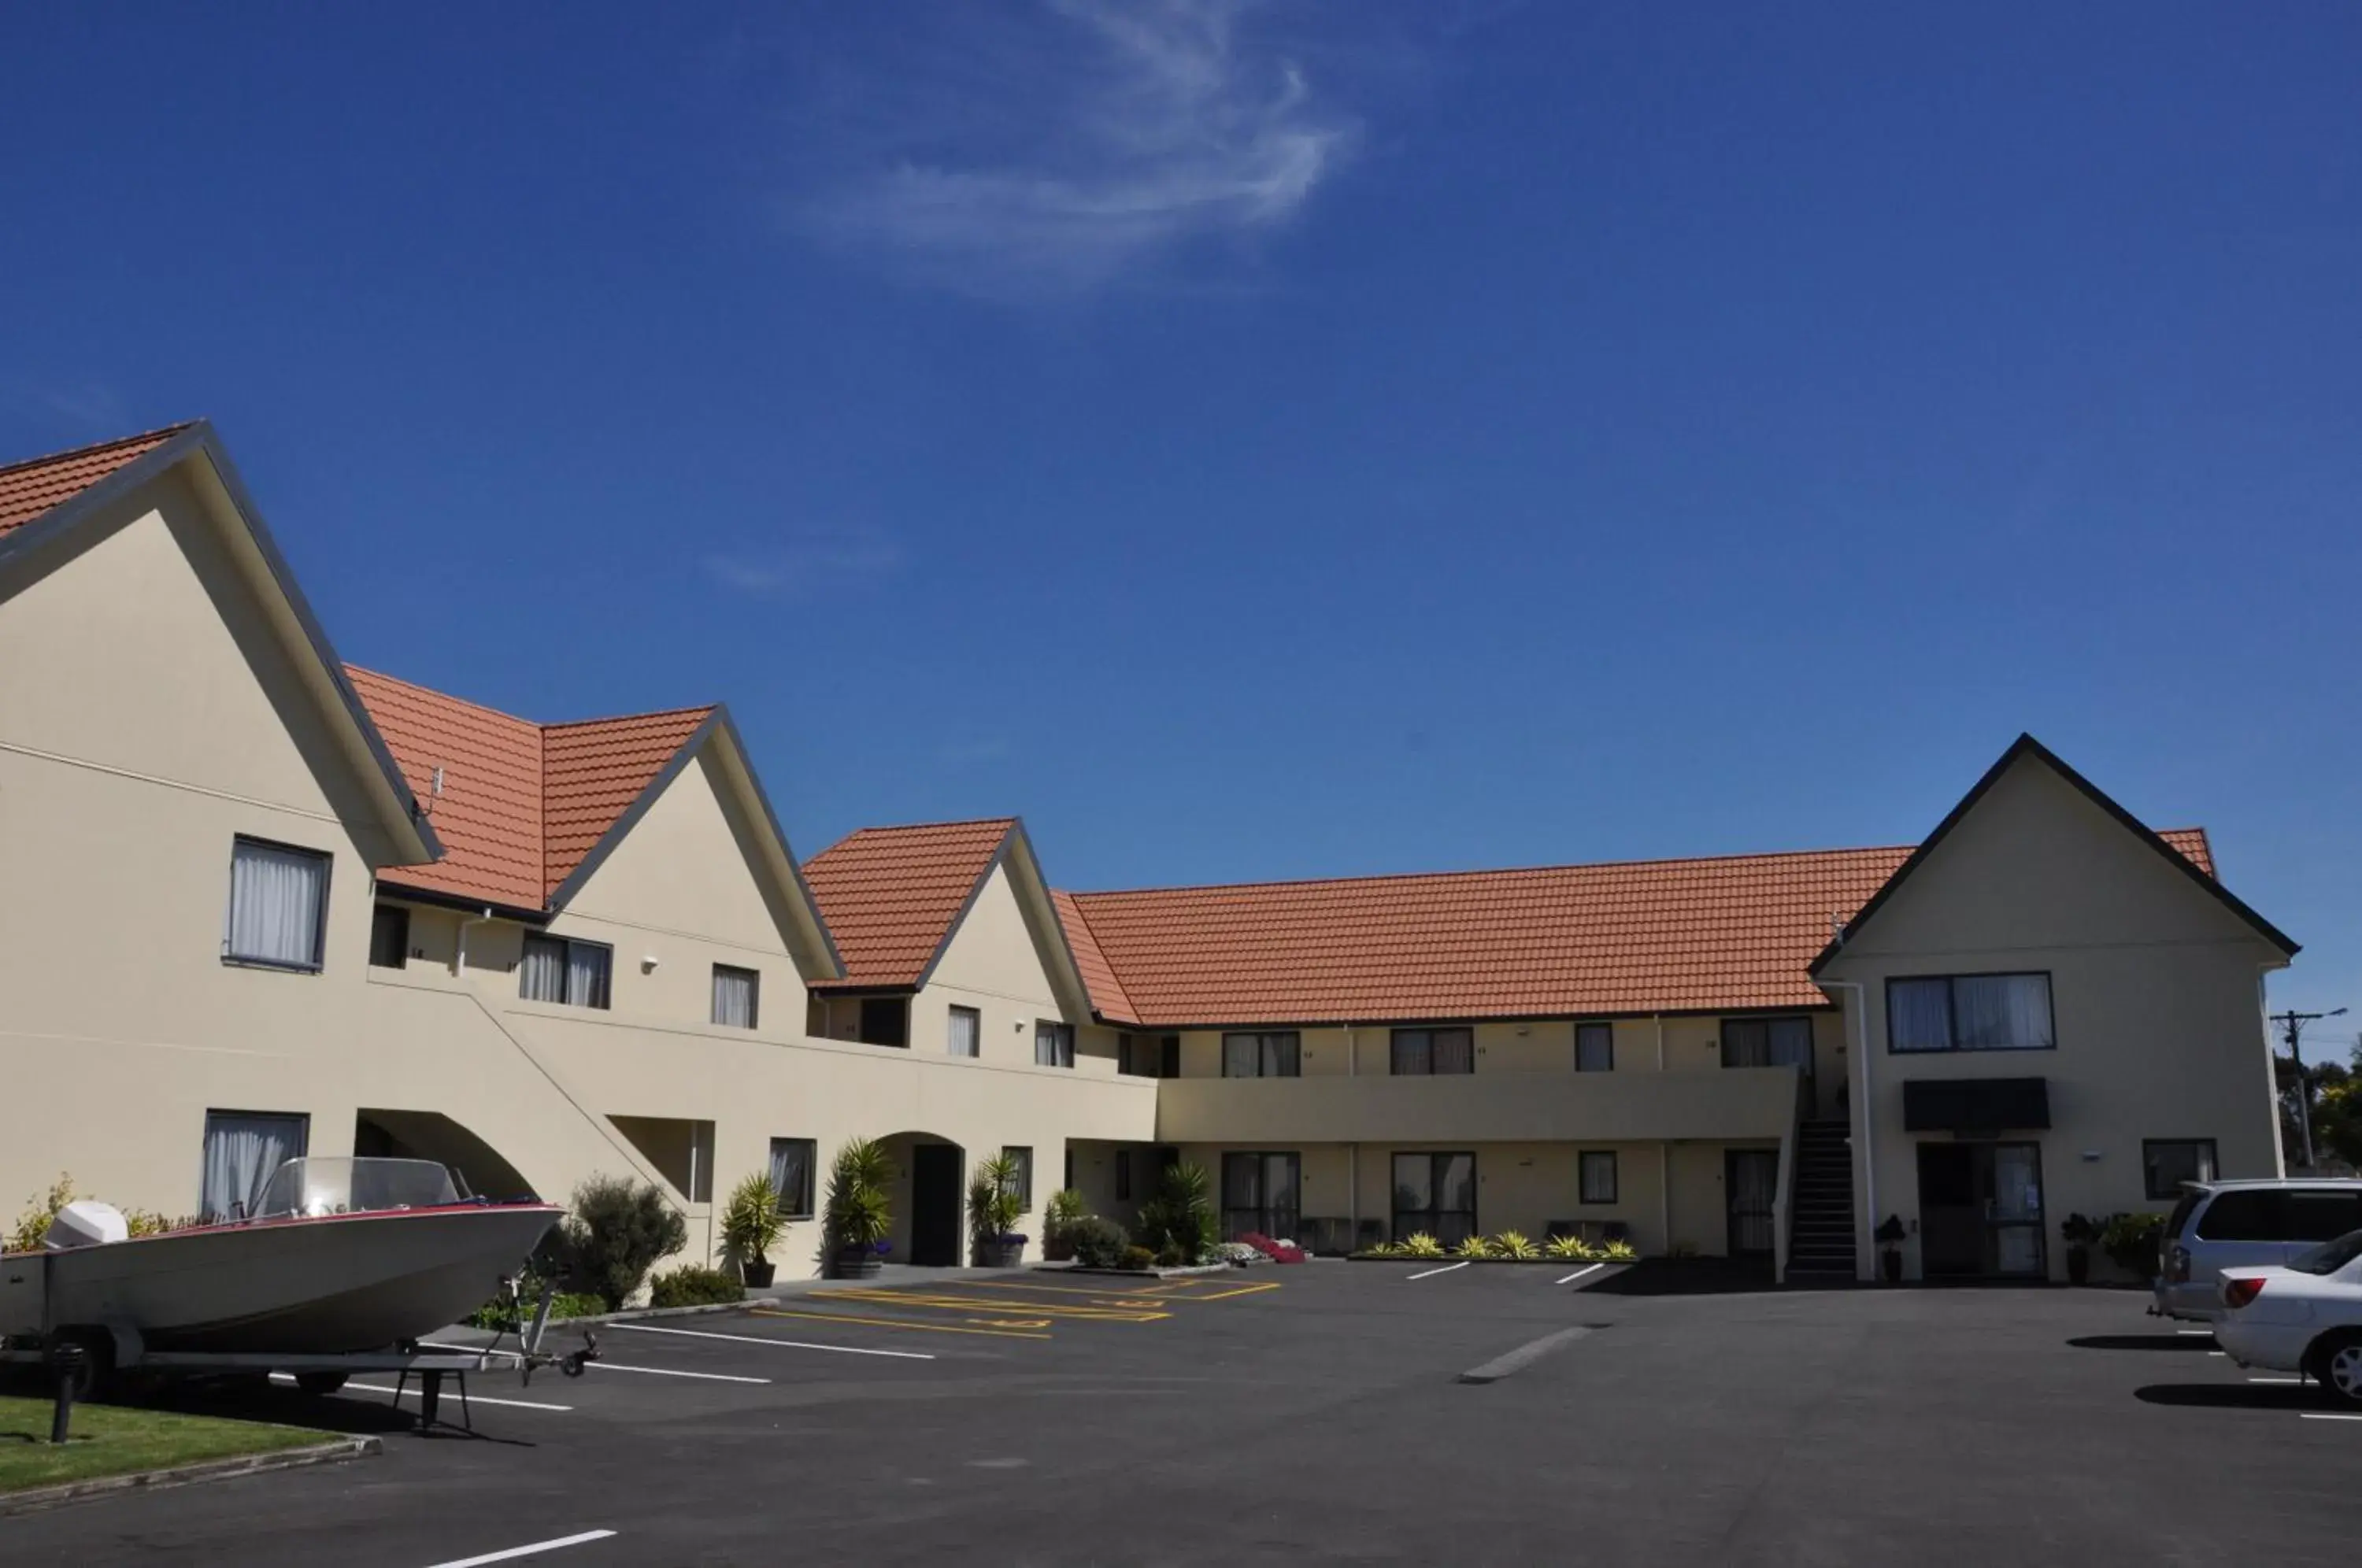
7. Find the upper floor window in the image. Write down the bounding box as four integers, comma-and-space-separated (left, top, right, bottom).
1575, 1022, 1614, 1073
1887, 974, 2053, 1053
368, 903, 411, 970
1224, 1031, 1301, 1078
858, 997, 909, 1048
1120, 1034, 1180, 1078
224, 836, 331, 971
520, 934, 611, 1010
2142, 1139, 2217, 1201
1723, 1015, 1815, 1069
711, 963, 760, 1029
1391, 1027, 1473, 1075
948, 1004, 981, 1058
1035, 1022, 1075, 1069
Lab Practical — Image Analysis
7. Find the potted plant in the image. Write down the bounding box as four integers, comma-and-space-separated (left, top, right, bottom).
722, 1170, 787, 1288
2059, 1212, 2102, 1286
822, 1137, 894, 1280
1875, 1215, 1907, 1283
1042, 1189, 1087, 1262
968, 1151, 1028, 1268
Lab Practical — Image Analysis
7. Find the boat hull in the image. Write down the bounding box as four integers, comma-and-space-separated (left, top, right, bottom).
16, 1204, 558, 1353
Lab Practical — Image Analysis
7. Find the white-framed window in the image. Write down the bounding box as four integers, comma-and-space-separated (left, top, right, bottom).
223, 836, 331, 971
1035, 1021, 1075, 1068
1887, 974, 2054, 1052
948, 1005, 982, 1058
1002, 1146, 1035, 1207
1579, 1150, 1618, 1205
768, 1137, 816, 1219
201, 1109, 310, 1221
520, 934, 612, 1009
1575, 1022, 1614, 1072
711, 964, 760, 1029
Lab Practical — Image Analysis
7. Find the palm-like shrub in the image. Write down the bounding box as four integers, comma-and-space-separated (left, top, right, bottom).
824, 1137, 896, 1260
1453, 1234, 1495, 1260
1601, 1237, 1638, 1262
967, 1150, 1027, 1259
1493, 1230, 1539, 1260
1134, 1161, 1216, 1266
720, 1171, 787, 1274
1042, 1189, 1087, 1260
1544, 1233, 1600, 1261
1398, 1232, 1445, 1258
563, 1174, 689, 1309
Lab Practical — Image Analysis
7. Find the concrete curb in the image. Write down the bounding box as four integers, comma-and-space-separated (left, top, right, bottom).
0, 1434, 379, 1517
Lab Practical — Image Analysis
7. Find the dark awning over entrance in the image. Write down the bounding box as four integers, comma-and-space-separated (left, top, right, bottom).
1902, 1077, 2050, 1133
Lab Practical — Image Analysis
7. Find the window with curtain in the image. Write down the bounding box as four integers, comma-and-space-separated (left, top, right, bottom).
1120, 1034, 1182, 1077
711, 964, 759, 1029
1390, 1027, 1474, 1075
1221, 1152, 1301, 1240
2142, 1138, 2218, 1201
520, 934, 612, 1009
1223, 1031, 1301, 1078
1035, 1022, 1075, 1068
768, 1137, 816, 1218
223, 837, 330, 970
948, 1005, 981, 1058
1886, 974, 2053, 1052
1002, 1146, 1034, 1206
1390, 1151, 1477, 1245
1575, 1022, 1614, 1072
200, 1110, 309, 1221
368, 903, 410, 969
1721, 1015, 1815, 1070
1579, 1150, 1618, 1204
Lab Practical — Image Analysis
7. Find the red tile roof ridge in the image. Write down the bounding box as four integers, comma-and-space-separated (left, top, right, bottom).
0, 421, 198, 480
544, 701, 720, 733
1064, 840, 1928, 900
343, 664, 539, 727
824, 815, 1021, 840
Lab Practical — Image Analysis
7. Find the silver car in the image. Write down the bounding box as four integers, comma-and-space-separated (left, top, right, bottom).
2153, 1179, 2362, 1321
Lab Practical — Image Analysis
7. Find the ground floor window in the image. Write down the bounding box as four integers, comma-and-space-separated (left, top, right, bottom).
1003, 1147, 1034, 1207
1391, 1151, 1476, 1246
1035, 1022, 1075, 1068
1579, 1150, 1618, 1204
201, 1109, 309, 1221
1727, 1148, 1779, 1256
2142, 1138, 2217, 1200
1222, 1152, 1301, 1241
769, 1137, 816, 1219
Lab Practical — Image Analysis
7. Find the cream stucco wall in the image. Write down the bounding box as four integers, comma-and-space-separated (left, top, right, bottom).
1823, 757, 2290, 1282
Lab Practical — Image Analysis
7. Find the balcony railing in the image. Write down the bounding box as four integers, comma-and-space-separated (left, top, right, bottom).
1153, 1065, 1801, 1145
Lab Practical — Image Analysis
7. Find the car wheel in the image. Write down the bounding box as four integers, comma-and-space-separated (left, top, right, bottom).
2312, 1331, 2362, 1408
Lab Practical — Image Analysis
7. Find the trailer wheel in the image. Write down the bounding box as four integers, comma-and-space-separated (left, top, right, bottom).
294, 1371, 349, 1396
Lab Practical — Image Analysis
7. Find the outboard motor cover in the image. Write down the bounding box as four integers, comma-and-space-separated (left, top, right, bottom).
45, 1200, 129, 1250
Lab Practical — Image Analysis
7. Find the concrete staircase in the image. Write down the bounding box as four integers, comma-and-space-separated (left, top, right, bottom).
1785, 1121, 1859, 1284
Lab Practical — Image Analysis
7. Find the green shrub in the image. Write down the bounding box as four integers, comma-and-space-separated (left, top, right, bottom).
967, 1151, 1027, 1259
2100, 1211, 2166, 1279
824, 1137, 895, 1259
1398, 1232, 1444, 1258
1493, 1230, 1538, 1260
1453, 1234, 1494, 1260
1363, 1241, 1404, 1258
648, 1264, 746, 1309
1042, 1189, 1087, 1260
1601, 1238, 1638, 1262
1133, 1162, 1216, 1265
465, 1289, 608, 1330
1119, 1245, 1156, 1271
561, 1174, 690, 1309
720, 1171, 787, 1273
1543, 1233, 1597, 1261
1068, 1215, 1129, 1269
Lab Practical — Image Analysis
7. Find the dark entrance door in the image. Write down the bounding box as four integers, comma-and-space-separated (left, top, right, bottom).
910, 1143, 961, 1267
1726, 1149, 1779, 1256
1917, 1141, 2045, 1279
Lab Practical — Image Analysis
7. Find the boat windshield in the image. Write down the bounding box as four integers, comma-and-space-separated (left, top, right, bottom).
251, 1157, 465, 1220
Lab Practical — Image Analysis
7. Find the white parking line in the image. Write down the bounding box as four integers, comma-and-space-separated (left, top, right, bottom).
1554, 1265, 1605, 1286
588, 1362, 771, 1385
268, 1373, 574, 1411
1405, 1261, 1471, 1281
424, 1529, 617, 1566
2176, 1329, 2214, 1337
2249, 1377, 2305, 1385
2300, 1412, 2362, 1422
609, 1322, 934, 1360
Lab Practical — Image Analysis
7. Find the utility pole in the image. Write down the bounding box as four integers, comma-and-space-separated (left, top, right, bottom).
2272, 1006, 2348, 1171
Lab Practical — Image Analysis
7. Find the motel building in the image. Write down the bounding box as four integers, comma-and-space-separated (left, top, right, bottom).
0, 423, 2299, 1285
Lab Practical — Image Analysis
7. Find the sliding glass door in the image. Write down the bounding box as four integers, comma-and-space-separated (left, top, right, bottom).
1391, 1152, 1478, 1246
1221, 1152, 1301, 1241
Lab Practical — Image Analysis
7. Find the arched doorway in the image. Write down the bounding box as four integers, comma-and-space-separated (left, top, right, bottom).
878, 1131, 964, 1267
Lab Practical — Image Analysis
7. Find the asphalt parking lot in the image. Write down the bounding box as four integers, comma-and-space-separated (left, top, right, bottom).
7, 1263, 2361, 1566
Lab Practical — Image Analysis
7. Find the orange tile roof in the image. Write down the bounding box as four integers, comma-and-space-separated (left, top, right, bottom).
349, 666, 715, 911
802, 819, 1016, 989
0, 423, 193, 538
1053, 828, 2217, 1027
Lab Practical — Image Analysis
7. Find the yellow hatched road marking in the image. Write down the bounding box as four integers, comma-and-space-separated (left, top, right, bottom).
825, 1289, 1168, 1322
943, 1281, 1176, 1302
750, 1307, 1052, 1341
1169, 1281, 1284, 1302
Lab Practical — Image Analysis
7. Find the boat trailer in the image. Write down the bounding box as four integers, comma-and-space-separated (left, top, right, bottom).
0, 1277, 600, 1440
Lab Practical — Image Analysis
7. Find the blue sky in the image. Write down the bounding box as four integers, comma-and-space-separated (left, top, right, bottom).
6, 3, 2358, 1030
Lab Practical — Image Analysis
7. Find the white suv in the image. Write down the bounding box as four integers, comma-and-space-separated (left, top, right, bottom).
2151, 1179, 2362, 1322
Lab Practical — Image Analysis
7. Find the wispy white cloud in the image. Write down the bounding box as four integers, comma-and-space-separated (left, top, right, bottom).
702, 528, 904, 599
796, 0, 1357, 298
